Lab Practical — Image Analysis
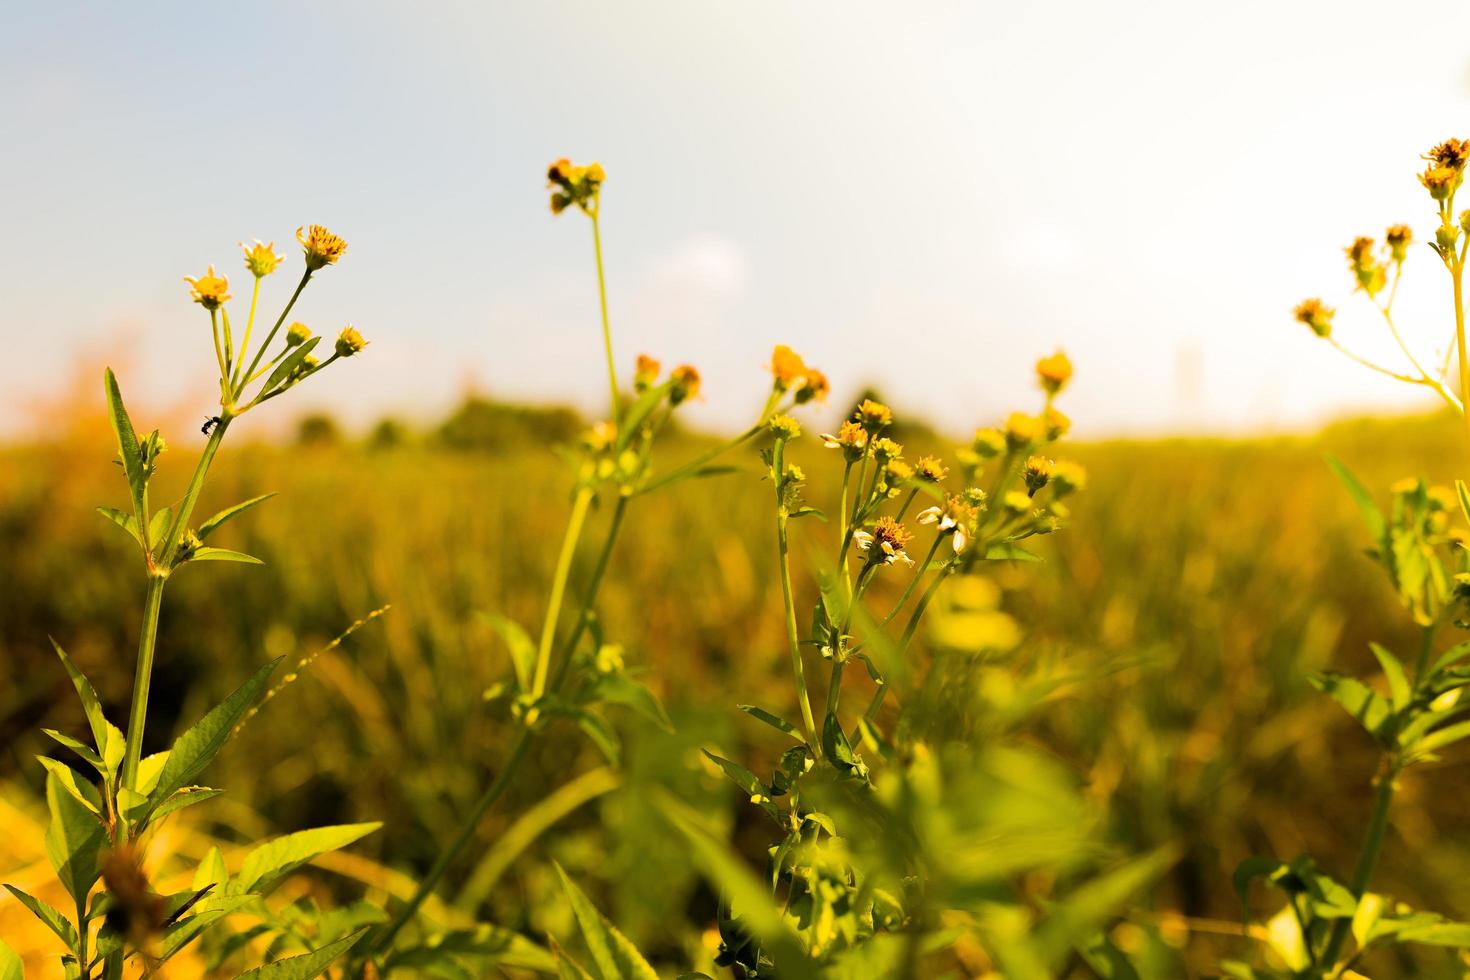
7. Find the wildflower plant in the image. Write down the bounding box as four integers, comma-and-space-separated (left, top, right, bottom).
1, 229, 387, 977
1236, 137, 1470, 976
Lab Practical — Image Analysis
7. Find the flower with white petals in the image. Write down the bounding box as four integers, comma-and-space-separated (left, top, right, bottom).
918, 494, 975, 553
854, 516, 913, 566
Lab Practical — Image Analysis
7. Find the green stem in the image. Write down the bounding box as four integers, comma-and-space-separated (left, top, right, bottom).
590, 213, 620, 427
894, 487, 919, 522
1455, 258, 1470, 442
210, 309, 227, 383
549, 496, 629, 692
531, 487, 594, 697
237, 270, 310, 399
232, 277, 263, 390
120, 417, 231, 791
636, 425, 760, 497
881, 533, 945, 627
773, 440, 817, 746
368, 730, 532, 954
1412, 622, 1436, 689
896, 557, 954, 657
1322, 767, 1397, 969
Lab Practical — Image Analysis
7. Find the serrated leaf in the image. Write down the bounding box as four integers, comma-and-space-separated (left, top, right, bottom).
97, 506, 143, 546
231, 927, 367, 979
231, 823, 380, 896
198, 493, 276, 540
144, 659, 280, 820
3, 884, 78, 953
49, 639, 109, 759
738, 704, 801, 740
44, 769, 104, 903
1370, 643, 1411, 713
481, 612, 536, 691
553, 863, 658, 980
103, 368, 147, 521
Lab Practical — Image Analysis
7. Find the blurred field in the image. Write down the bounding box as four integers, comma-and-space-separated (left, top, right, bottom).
5, 397, 1470, 975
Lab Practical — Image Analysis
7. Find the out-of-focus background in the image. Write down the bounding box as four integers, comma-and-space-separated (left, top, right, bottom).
9, 1, 1470, 976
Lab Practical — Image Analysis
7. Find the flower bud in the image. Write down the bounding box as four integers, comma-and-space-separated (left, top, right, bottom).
972, 428, 1006, 459
669, 364, 701, 405
1050, 460, 1087, 497
1438, 221, 1460, 251
794, 368, 829, 404
871, 437, 903, 461
1035, 350, 1073, 396
769, 345, 808, 392
184, 266, 230, 310
634, 354, 661, 392
1004, 412, 1043, 450
1420, 166, 1458, 202
1385, 224, 1413, 263
241, 239, 284, 277
857, 398, 893, 432
286, 322, 313, 347
1023, 455, 1054, 496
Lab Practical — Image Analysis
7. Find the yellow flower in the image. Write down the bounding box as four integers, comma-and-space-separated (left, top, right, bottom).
1035, 351, 1073, 396
184, 266, 231, 309
769, 345, 809, 391
1050, 460, 1087, 496
1385, 225, 1413, 264
871, 437, 904, 461
670, 364, 701, 405
335, 325, 368, 357
547, 158, 605, 215
286, 322, 313, 347
1002, 490, 1032, 514
1424, 138, 1470, 171
583, 420, 617, 452
857, 398, 893, 431
1420, 166, 1458, 202
1043, 406, 1071, 440
240, 239, 284, 277
297, 224, 348, 270
1004, 412, 1044, 449
634, 354, 661, 392
971, 428, 1006, 459
820, 420, 869, 458
1023, 455, 1054, 496
917, 495, 976, 553
886, 459, 914, 482
795, 368, 829, 404
915, 456, 948, 483
769, 414, 802, 440
1293, 298, 1334, 338
854, 516, 913, 566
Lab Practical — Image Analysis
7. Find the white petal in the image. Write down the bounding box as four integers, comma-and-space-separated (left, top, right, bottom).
953, 527, 969, 553
917, 507, 941, 524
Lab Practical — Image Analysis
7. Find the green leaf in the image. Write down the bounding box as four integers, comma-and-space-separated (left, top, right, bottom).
231, 823, 381, 896
574, 711, 621, 767
44, 768, 104, 903
1309, 673, 1392, 741
186, 547, 264, 565
551, 936, 598, 980
37, 758, 102, 814
553, 863, 658, 980
1234, 856, 1288, 918
1396, 921, 1470, 947
49, 639, 109, 759
97, 506, 143, 546
738, 704, 801, 740
147, 506, 173, 550
788, 507, 827, 521
1410, 718, 1470, 757
150, 787, 225, 823
103, 368, 147, 521
657, 794, 818, 980
1370, 643, 1411, 713
3, 884, 78, 953
383, 926, 557, 974
42, 730, 104, 771
194, 846, 229, 892
231, 927, 367, 979
984, 542, 1040, 562
144, 658, 280, 820
1432, 640, 1470, 675
590, 673, 674, 732
481, 612, 536, 691
1326, 455, 1386, 541
1457, 479, 1470, 528
0, 937, 21, 980
261, 336, 321, 395
198, 493, 276, 540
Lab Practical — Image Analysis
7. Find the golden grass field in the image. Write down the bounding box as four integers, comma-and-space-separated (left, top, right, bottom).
5, 394, 1470, 976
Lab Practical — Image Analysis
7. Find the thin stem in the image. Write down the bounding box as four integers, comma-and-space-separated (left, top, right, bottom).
894, 487, 919, 522
590, 212, 620, 427
1454, 258, 1470, 440
881, 533, 946, 627
120, 416, 231, 791
232, 276, 263, 390
773, 440, 817, 746
368, 730, 532, 954
1321, 767, 1397, 969
220, 305, 234, 378
897, 557, 955, 657
636, 425, 761, 497
210, 309, 227, 383
549, 496, 630, 692
238, 269, 311, 399
531, 486, 594, 698
120, 577, 166, 792
1412, 622, 1436, 689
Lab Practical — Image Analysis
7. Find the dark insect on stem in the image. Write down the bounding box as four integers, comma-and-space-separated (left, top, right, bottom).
201, 415, 221, 435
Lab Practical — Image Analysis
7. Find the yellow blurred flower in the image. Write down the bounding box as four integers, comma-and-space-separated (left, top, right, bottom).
297, 224, 348, 270
1035, 350, 1073, 396
1293, 298, 1334, 338
769, 345, 809, 391
670, 364, 701, 405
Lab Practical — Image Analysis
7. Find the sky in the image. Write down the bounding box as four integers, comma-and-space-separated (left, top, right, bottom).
4, 1, 1470, 440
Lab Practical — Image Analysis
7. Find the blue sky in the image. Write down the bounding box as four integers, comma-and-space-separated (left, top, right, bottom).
5, 2, 1470, 439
